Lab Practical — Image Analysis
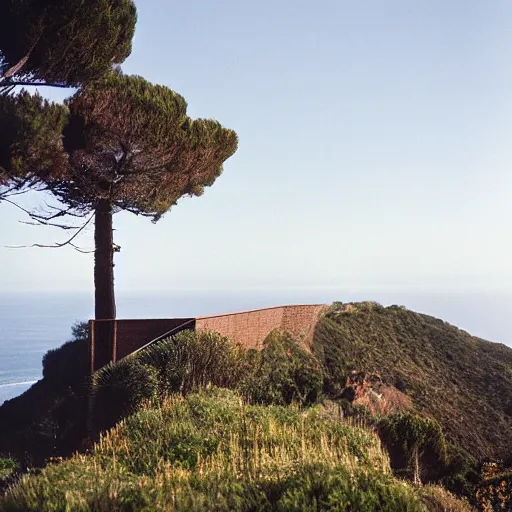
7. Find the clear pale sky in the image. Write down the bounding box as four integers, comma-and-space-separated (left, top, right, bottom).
1, 0, 511, 295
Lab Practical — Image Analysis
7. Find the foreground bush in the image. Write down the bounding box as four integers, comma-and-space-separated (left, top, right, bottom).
0, 328, 331, 466
90, 330, 246, 432
91, 359, 159, 432
90, 329, 324, 432
0, 389, 469, 512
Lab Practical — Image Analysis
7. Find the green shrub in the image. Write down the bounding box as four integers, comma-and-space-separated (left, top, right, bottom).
88, 330, 247, 435
439, 444, 479, 498
324, 301, 386, 319
139, 330, 246, 396
0, 457, 17, 478
272, 464, 425, 511
312, 318, 349, 397
241, 330, 324, 406
377, 412, 447, 485
0, 462, 430, 512
387, 304, 408, 314
91, 358, 159, 432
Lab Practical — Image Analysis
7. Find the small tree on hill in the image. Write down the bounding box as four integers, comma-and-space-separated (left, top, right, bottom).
377, 412, 447, 485
0, 72, 238, 321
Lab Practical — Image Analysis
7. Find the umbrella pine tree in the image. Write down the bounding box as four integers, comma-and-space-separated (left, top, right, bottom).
0, 72, 238, 321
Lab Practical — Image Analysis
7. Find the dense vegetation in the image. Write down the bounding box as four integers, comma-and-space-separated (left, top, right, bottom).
0, 0, 136, 87
0, 389, 469, 512
1, 302, 512, 510
312, 302, 512, 460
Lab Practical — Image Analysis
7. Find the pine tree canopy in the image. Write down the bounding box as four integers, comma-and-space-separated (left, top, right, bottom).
0, 0, 136, 86
0, 91, 68, 185
1, 73, 239, 219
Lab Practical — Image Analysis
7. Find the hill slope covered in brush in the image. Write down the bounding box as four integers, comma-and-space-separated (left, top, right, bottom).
0, 302, 511, 509
312, 302, 512, 459
0, 389, 469, 512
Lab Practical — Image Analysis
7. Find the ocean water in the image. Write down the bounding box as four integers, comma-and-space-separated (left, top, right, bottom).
1, 288, 511, 405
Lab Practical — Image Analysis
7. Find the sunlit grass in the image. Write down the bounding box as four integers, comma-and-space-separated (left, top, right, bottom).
0, 389, 470, 512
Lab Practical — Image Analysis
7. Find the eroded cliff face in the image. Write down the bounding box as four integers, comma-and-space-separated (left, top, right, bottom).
340, 370, 412, 417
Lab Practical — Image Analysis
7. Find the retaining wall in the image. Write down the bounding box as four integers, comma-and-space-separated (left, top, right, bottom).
195, 304, 327, 349
89, 318, 193, 372
89, 304, 328, 372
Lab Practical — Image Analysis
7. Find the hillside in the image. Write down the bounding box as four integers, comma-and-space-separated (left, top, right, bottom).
0, 389, 469, 511
1, 302, 511, 509
312, 302, 512, 459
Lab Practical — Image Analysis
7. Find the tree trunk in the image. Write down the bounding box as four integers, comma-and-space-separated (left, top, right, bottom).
412, 446, 422, 486
94, 199, 116, 320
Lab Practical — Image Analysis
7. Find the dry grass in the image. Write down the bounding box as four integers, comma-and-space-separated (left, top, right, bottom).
0, 389, 469, 511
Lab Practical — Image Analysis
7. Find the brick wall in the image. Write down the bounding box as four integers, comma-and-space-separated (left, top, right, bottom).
89, 304, 328, 372
114, 319, 194, 360
90, 318, 194, 372
195, 304, 327, 349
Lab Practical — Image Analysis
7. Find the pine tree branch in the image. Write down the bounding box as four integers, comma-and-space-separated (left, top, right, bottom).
2, 53, 31, 78
1, 36, 39, 79
19, 220, 81, 230
31, 201, 89, 222
2, 198, 37, 217
0, 177, 42, 198
0, 80, 70, 89
4, 213, 94, 251
3, 196, 88, 230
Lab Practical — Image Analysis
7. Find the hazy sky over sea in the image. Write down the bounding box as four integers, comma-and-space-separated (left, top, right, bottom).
0, 1, 511, 299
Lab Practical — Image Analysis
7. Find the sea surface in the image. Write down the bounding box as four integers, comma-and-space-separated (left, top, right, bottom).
1, 288, 511, 405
